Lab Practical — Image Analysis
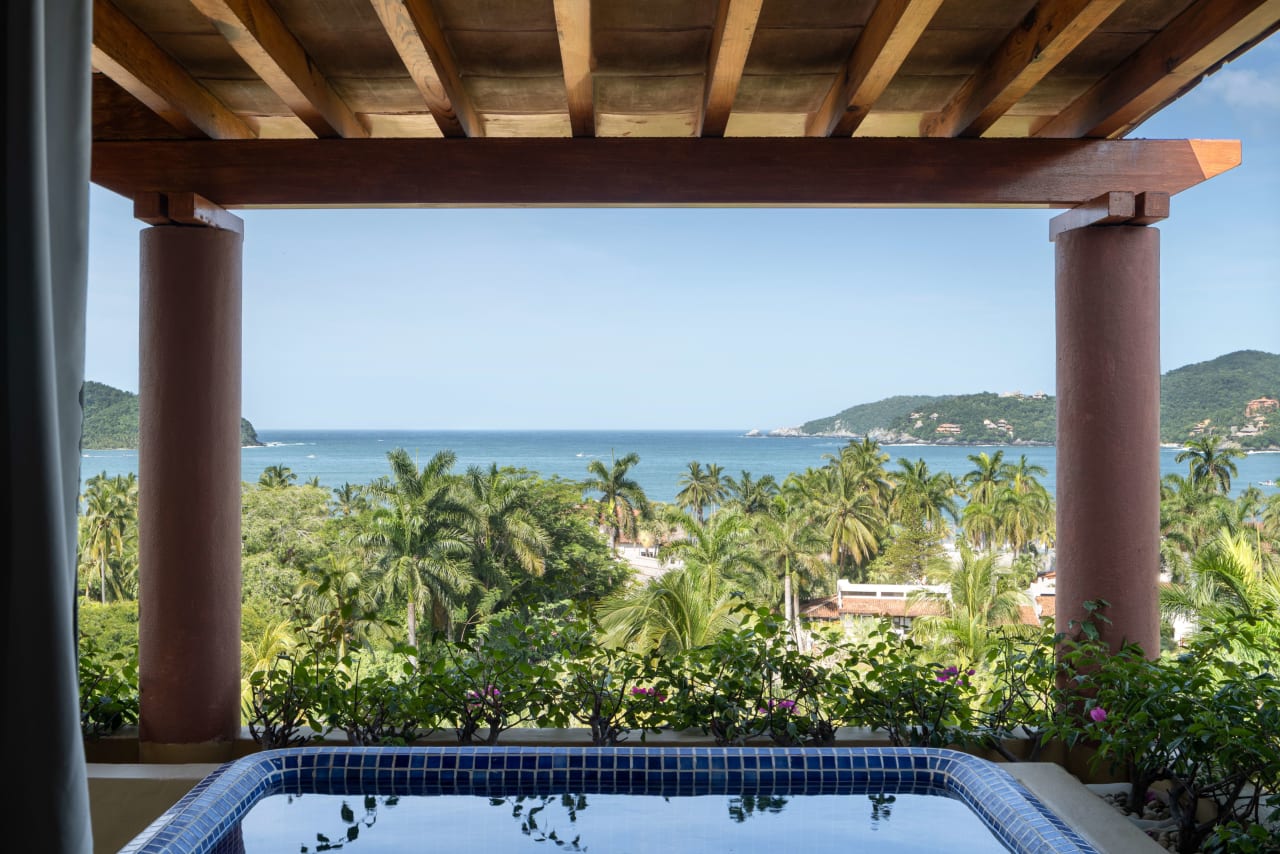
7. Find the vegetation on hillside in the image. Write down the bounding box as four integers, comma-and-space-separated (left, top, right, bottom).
81, 380, 262, 448
1159, 350, 1280, 449
793, 350, 1280, 449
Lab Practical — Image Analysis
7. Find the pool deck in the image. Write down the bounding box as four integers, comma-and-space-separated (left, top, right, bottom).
1005, 763, 1163, 854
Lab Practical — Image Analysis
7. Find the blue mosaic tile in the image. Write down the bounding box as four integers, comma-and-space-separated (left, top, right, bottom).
118, 746, 1101, 854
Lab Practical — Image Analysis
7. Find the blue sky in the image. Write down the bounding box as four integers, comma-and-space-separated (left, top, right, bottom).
85, 39, 1279, 431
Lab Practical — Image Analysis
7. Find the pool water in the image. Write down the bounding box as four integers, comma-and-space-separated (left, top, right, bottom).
240, 791, 1008, 853
121, 746, 1101, 854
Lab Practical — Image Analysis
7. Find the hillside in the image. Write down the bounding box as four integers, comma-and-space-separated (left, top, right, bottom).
82, 381, 263, 449
1159, 350, 1280, 449
790, 391, 1056, 444
776, 350, 1280, 449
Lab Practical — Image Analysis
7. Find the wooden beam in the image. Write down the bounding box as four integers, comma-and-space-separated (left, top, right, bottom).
188, 0, 368, 139
1048, 191, 1134, 241
806, 0, 945, 138
168, 193, 246, 235
90, 138, 1241, 208
923, 0, 1126, 138
368, 0, 482, 138
132, 191, 245, 235
91, 0, 255, 140
1131, 191, 1170, 225
133, 192, 171, 225
1048, 190, 1172, 240
554, 0, 594, 137
700, 0, 766, 137
1036, 0, 1280, 138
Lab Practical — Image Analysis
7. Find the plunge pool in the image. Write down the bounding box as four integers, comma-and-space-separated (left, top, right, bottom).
118, 746, 1100, 854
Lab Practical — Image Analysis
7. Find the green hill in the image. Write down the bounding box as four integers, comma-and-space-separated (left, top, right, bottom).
1160, 350, 1280, 449
794, 391, 1056, 444
82, 381, 263, 449
782, 350, 1280, 449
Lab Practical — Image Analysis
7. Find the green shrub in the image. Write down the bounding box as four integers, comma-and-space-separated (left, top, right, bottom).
78, 635, 138, 738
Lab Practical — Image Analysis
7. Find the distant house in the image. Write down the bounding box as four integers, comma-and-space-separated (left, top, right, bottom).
935, 423, 962, 435
799, 581, 947, 633
1245, 397, 1279, 417
801, 578, 1048, 635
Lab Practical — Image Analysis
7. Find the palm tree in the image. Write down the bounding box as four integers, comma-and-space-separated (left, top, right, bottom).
1001, 454, 1049, 496
1160, 472, 1227, 567
994, 482, 1054, 556
241, 619, 296, 682
724, 470, 779, 515
910, 544, 1033, 663
78, 472, 138, 602
675, 461, 724, 523
750, 502, 828, 627
582, 450, 649, 551
1160, 528, 1280, 642
889, 457, 959, 531
292, 551, 386, 659
360, 448, 472, 645
661, 510, 764, 593
962, 450, 1007, 507
1176, 435, 1246, 496
456, 463, 551, 627
799, 455, 886, 578
331, 482, 368, 517
596, 561, 742, 654
258, 464, 297, 489
1263, 494, 1280, 543
832, 439, 893, 507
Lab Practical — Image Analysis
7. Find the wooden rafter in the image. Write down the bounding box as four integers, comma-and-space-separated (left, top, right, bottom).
368, 0, 481, 138
188, 0, 368, 139
553, 0, 594, 137
806, 0, 945, 137
90, 138, 1240, 208
1037, 0, 1280, 138
700, 0, 765, 137
91, 0, 254, 140
923, 0, 1126, 138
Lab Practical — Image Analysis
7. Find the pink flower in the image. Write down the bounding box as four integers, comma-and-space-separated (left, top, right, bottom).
1089, 707, 1108, 723
631, 686, 666, 702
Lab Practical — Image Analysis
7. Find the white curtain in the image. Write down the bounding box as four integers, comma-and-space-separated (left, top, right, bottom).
3, 2, 93, 852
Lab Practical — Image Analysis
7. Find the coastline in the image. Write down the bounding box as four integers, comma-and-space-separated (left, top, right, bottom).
748, 432, 1279, 453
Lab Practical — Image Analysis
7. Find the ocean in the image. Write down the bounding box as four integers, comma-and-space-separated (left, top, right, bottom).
78, 430, 1279, 504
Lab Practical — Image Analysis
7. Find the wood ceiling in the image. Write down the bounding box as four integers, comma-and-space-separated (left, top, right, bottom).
89, 0, 1280, 207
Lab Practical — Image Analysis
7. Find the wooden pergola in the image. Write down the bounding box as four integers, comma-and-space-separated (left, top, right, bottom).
86, 0, 1280, 762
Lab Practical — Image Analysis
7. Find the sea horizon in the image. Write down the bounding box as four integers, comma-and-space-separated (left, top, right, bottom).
80, 428, 1279, 504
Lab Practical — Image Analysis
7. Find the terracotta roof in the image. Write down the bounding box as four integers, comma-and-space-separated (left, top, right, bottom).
799, 594, 945, 620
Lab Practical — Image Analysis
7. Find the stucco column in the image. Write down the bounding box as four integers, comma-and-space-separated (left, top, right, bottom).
1055, 225, 1160, 656
138, 224, 243, 761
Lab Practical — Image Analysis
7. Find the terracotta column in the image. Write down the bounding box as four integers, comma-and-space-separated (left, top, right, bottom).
138, 222, 243, 762
1054, 225, 1161, 656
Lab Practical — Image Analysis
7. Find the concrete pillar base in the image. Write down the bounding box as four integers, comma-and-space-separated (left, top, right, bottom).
138, 742, 235, 764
